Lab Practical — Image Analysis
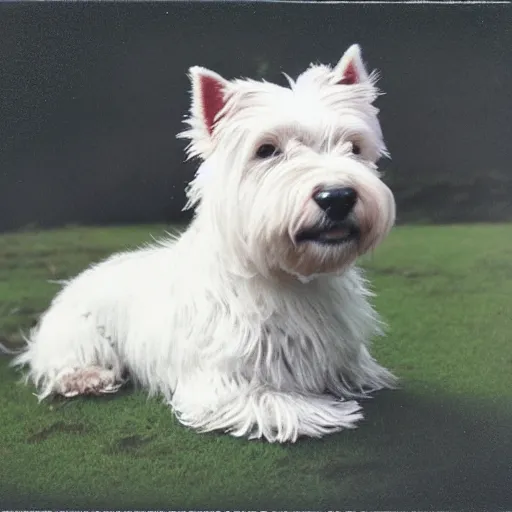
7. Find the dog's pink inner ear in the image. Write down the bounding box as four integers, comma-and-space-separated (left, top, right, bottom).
337, 61, 359, 85
200, 74, 226, 135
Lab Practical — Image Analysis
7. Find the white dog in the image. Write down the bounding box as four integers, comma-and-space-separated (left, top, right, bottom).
12, 44, 397, 443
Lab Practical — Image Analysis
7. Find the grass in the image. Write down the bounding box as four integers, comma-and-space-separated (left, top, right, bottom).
0, 223, 511, 509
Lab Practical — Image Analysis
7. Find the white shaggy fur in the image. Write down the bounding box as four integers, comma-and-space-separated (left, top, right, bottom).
11, 44, 397, 443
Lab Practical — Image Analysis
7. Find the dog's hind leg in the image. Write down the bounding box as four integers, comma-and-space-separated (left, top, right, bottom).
12, 302, 125, 400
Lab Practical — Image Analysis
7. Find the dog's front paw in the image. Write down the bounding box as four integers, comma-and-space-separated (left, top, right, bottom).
55, 366, 124, 398
173, 385, 363, 443
247, 394, 364, 443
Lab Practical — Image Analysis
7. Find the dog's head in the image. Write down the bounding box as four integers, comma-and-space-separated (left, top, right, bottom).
179, 44, 395, 280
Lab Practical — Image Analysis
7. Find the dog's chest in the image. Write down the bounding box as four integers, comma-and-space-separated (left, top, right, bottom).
242, 304, 345, 392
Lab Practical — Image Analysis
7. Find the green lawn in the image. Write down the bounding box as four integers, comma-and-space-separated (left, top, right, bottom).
0, 224, 511, 509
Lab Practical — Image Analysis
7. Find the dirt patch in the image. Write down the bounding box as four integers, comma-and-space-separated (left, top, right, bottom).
27, 421, 87, 443
105, 434, 156, 456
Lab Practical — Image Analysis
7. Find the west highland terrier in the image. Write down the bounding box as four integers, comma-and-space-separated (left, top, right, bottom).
12, 44, 397, 443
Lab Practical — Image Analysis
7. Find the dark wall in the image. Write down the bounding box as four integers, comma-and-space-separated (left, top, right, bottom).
0, 2, 511, 232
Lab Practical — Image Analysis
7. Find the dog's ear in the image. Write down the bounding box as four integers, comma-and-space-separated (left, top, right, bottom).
332, 44, 370, 85
179, 66, 231, 159
189, 66, 230, 136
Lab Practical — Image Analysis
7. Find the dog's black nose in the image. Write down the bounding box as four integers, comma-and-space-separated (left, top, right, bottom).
313, 187, 358, 222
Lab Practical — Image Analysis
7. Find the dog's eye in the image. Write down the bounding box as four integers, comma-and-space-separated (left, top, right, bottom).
351, 142, 361, 155
256, 144, 280, 159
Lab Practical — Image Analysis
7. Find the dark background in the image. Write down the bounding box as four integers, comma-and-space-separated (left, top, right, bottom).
0, 2, 511, 232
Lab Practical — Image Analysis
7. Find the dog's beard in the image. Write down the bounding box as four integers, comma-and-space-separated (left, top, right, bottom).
280, 239, 359, 280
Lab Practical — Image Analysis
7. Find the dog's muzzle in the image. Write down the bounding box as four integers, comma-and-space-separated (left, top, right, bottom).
295, 187, 361, 246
